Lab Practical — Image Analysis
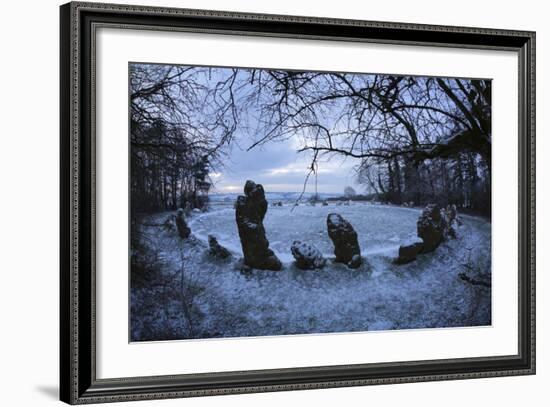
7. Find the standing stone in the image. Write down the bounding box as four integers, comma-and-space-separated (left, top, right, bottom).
235, 180, 282, 271
417, 204, 445, 252
327, 213, 361, 268
291, 240, 326, 270
175, 208, 191, 239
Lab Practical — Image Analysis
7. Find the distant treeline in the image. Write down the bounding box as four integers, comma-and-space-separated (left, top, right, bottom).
359, 152, 490, 215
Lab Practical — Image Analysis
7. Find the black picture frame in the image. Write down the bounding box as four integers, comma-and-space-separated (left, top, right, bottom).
60, 2, 536, 404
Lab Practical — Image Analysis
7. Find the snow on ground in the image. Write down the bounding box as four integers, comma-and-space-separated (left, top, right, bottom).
131, 201, 491, 342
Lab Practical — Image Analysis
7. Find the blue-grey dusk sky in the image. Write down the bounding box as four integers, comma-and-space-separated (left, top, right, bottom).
131, 64, 378, 195
210, 133, 362, 194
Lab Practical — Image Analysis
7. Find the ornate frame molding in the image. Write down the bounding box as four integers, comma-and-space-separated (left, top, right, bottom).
60, 2, 535, 404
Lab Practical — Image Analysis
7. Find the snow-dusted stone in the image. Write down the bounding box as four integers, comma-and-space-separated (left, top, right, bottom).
417, 204, 445, 252
395, 237, 424, 264
208, 235, 231, 259
235, 180, 282, 271
327, 213, 361, 268
321, 200, 329, 206
175, 208, 191, 239
291, 240, 326, 270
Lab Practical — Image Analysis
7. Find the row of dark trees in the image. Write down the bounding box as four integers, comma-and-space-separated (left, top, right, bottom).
358, 152, 490, 213
130, 63, 492, 217
239, 71, 492, 215
130, 64, 242, 214
131, 120, 211, 212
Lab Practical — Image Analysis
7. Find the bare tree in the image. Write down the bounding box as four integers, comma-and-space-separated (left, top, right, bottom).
230, 70, 491, 212
130, 64, 491, 215
344, 186, 357, 198
130, 64, 249, 213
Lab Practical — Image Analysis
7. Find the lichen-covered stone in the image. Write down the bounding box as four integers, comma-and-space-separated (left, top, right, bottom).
417, 204, 445, 252
327, 213, 361, 268
395, 238, 424, 264
291, 240, 326, 270
235, 180, 282, 271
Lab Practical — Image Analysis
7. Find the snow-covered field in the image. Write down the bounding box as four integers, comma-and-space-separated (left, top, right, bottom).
130, 201, 491, 342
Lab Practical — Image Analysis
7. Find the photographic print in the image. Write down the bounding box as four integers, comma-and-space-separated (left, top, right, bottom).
129, 63, 492, 342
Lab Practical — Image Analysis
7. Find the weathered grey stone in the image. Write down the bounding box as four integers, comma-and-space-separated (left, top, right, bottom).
291, 240, 326, 270
417, 204, 445, 252
235, 180, 282, 271
327, 213, 361, 268
395, 238, 424, 264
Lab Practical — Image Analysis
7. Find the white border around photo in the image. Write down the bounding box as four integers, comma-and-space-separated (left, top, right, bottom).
95, 27, 518, 380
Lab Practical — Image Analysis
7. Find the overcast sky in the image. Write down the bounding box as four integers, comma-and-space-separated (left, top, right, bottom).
132, 63, 367, 195
210, 134, 363, 194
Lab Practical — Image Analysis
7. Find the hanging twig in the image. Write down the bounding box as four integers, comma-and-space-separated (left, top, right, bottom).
291, 149, 319, 212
